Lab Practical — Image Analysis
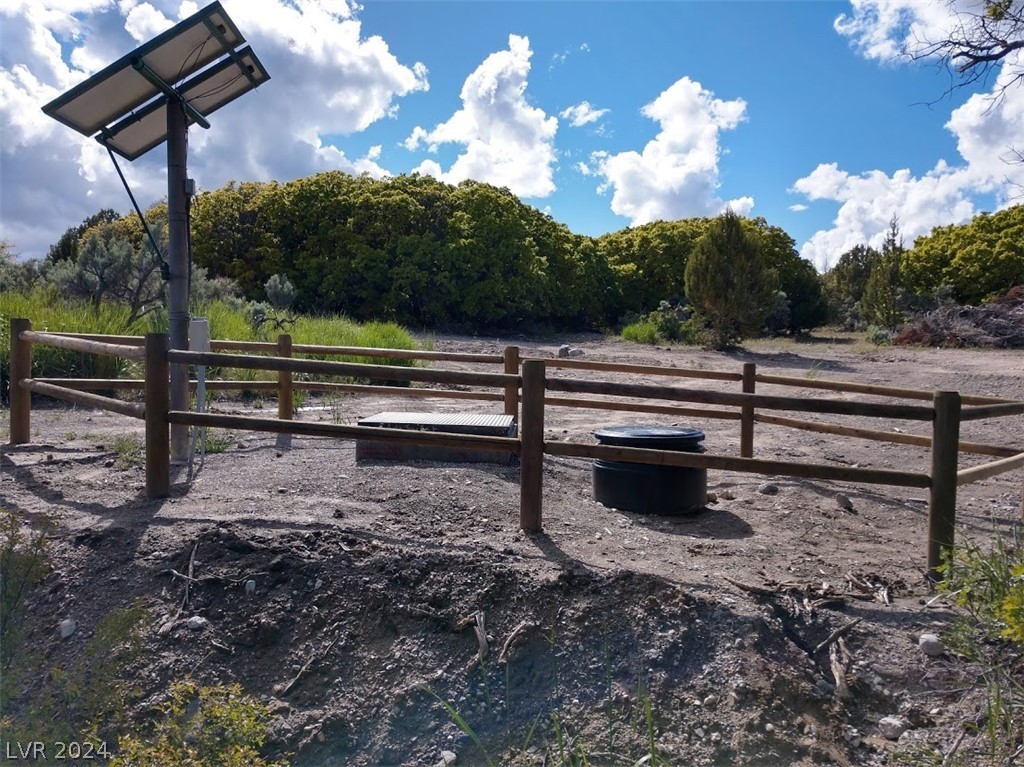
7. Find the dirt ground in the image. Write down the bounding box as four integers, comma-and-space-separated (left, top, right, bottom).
2, 334, 1022, 766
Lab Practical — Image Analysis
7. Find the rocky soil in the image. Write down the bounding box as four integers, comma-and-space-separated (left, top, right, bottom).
2, 334, 1022, 766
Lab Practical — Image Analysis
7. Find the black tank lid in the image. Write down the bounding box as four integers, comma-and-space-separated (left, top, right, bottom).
594, 425, 705, 449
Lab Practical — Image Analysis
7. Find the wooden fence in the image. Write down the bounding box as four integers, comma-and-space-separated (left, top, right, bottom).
8, 318, 1024, 579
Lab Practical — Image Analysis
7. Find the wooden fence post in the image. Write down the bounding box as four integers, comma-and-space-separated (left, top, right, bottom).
504, 345, 520, 421
741, 362, 756, 458
277, 333, 293, 450
927, 391, 961, 581
145, 333, 170, 499
520, 359, 545, 532
10, 319, 32, 444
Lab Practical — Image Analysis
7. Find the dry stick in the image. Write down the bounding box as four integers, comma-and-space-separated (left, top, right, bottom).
181, 542, 199, 612
814, 618, 863, 655
941, 729, 968, 766
280, 621, 345, 697
166, 568, 200, 583
829, 642, 852, 700
473, 611, 488, 662
723, 576, 776, 597
498, 620, 535, 664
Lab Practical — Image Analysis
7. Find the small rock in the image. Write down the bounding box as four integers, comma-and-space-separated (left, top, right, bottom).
878, 716, 910, 740
557, 345, 571, 358
815, 679, 836, 696
757, 483, 779, 496
703, 694, 719, 709
765, 723, 775, 733
277, 487, 288, 494
568, 347, 585, 358
186, 616, 209, 631
710, 732, 722, 744
918, 633, 944, 657
245, 579, 257, 595
59, 618, 77, 639
104, 459, 115, 468
836, 493, 854, 511
440, 750, 457, 766
706, 491, 718, 503
694, 726, 705, 739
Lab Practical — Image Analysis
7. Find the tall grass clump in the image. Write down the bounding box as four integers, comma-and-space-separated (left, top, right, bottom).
932, 530, 1024, 765
3, 293, 421, 398
1, 289, 149, 399
619, 301, 705, 347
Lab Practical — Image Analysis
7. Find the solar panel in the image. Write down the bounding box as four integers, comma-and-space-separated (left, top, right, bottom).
98, 47, 270, 160
41, 1, 246, 138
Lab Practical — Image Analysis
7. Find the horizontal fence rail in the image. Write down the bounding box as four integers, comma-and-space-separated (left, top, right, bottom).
9, 318, 1024, 579
546, 377, 937, 420
166, 350, 518, 389
960, 402, 1024, 421
167, 411, 520, 453
527, 356, 744, 381
957, 452, 1024, 487
754, 412, 1021, 458
545, 441, 932, 489
544, 396, 742, 421
754, 372, 1020, 406
20, 379, 145, 419
20, 330, 146, 359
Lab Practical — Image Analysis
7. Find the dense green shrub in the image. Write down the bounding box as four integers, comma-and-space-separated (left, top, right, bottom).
621, 320, 659, 344
111, 681, 287, 767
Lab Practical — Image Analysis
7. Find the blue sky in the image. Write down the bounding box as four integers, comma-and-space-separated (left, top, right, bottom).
1, 0, 1021, 268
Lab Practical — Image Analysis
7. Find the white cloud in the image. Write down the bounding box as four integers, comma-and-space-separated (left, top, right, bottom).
404, 34, 558, 198
788, 203, 809, 212
559, 101, 608, 128
793, 162, 980, 270
123, 2, 173, 43
591, 76, 751, 226
0, 0, 427, 259
834, 0, 960, 61
794, 1, 1024, 270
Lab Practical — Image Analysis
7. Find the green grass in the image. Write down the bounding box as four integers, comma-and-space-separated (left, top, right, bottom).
620, 320, 659, 345
113, 434, 145, 469
2, 292, 421, 391
931, 530, 1024, 765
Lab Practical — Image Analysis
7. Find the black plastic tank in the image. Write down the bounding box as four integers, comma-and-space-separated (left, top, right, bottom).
592, 426, 707, 515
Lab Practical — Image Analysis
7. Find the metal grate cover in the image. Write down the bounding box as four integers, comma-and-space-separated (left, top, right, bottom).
358, 412, 515, 436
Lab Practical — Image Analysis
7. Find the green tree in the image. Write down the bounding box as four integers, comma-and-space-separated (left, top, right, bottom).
861, 216, 907, 330
264, 273, 296, 312
47, 223, 166, 322
0, 242, 40, 293
45, 208, 120, 265
744, 218, 827, 333
824, 244, 882, 326
903, 204, 1024, 304
684, 210, 777, 347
